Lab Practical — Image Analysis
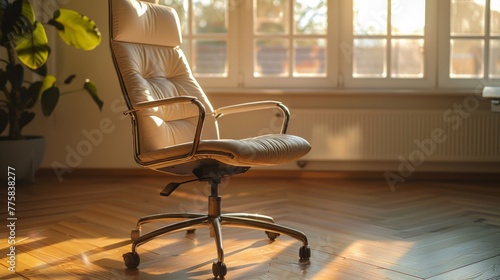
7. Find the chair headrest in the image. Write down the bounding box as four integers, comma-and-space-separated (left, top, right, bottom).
110, 0, 182, 47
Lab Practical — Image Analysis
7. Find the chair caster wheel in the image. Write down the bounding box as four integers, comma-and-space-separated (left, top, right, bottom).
123, 252, 140, 269
299, 245, 311, 261
187, 229, 196, 234
265, 231, 280, 240
212, 261, 227, 277
131, 229, 141, 241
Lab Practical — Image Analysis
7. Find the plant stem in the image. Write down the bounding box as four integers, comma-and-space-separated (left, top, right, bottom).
6, 43, 17, 66
60, 89, 84, 96
8, 110, 22, 139
6, 43, 23, 139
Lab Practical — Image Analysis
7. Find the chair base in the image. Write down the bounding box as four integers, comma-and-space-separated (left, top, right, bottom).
123, 179, 311, 277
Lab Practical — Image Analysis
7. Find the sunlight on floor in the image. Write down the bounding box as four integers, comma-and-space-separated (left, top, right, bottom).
322, 240, 415, 278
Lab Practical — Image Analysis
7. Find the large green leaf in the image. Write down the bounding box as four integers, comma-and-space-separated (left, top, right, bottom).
20, 0, 35, 24
0, 109, 8, 135
32, 63, 48, 77
40, 75, 56, 95
0, 0, 35, 46
41, 86, 60, 116
40, 75, 58, 116
24, 81, 42, 109
13, 21, 50, 70
83, 79, 103, 111
49, 9, 101, 51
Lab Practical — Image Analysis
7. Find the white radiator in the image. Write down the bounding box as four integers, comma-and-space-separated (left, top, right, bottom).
288, 109, 500, 162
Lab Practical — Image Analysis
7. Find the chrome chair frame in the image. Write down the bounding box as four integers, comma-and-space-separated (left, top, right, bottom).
108, 0, 311, 277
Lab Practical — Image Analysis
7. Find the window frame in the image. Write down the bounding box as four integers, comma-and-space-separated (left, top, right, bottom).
438, 0, 500, 89
169, 0, 240, 88
159, 0, 500, 91
240, 0, 338, 89
339, 0, 438, 89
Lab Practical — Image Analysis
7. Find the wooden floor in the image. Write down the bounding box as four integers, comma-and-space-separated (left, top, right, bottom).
1, 172, 500, 279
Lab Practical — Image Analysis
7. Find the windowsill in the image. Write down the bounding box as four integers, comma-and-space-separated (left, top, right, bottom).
204, 87, 484, 97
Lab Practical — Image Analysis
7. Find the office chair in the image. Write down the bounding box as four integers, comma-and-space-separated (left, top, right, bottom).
109, 0, 311, 277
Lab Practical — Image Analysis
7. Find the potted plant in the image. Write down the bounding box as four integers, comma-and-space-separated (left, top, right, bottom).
0, 0, 103, 182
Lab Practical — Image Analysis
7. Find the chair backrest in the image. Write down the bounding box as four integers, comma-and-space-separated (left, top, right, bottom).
109, 0, 218, 154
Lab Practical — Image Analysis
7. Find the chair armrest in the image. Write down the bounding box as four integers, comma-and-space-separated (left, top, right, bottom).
214, 101, 282, 116
124, 96, 198, 114
214, 101, 290, 133
123, 96, 206, 166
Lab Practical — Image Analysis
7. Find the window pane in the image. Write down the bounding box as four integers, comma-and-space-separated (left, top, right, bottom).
353, 0, 387, 35
391, 0, 425, 35
193, 40, 227, 76
180, 41, 190, 62
391, 39, 424, 78
293, 39, 326, 77
255, 39, 289, 76
255, 0, 290, 34
450, 39, 484, 78
158, 0, 188, 35
353, 39, 386, 78
294, 0, 327, 35
490, 40, 500, 78
491, 0, 500, 36
193, 0, 227, 34
451, 0, 485, 36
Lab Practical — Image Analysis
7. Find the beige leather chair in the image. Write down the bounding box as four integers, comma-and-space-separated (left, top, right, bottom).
109, 0, 311, 277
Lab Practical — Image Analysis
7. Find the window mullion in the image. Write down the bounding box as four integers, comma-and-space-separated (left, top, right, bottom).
485, 0, 491, 79
439, 0, 500, 88
387, 0, 392, 79
188, 0, 193, 63
289, 0, 295, 77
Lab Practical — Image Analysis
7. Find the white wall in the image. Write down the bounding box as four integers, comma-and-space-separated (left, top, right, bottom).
2, 0, 499, 180
31, 0, 136, 173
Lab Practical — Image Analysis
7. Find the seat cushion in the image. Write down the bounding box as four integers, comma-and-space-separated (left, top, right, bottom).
139, 134, 311, 167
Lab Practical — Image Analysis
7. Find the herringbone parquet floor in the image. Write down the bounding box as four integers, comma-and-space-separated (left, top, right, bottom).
1, 172, 500, 279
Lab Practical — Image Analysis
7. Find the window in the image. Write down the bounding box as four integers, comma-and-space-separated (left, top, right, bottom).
243, 0, 331, 87
440, 0, 500, 87
352, 0, 425, 78
252, 0, 327, 78
157, 0, 228, 77
157, 0, 500, 90
341, 0, 436, 88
